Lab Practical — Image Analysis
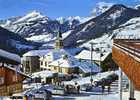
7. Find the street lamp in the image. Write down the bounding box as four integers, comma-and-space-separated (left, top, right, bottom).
90, 42, 96, 84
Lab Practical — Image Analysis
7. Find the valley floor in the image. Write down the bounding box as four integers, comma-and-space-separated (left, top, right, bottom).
52, 90, 140, 100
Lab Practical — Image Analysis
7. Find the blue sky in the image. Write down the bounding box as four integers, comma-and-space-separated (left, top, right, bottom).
0, 0, 139, 20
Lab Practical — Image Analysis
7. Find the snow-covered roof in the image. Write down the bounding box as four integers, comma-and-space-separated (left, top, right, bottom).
32, 70, 55, 78
75, 50, 111, 61
49, 56, 79, 68
23, 50, 50, 57
64, 71, 115, 85
49, 55, 101, 73
31, 70, 64, 78
0, 49, 21, 63
79, 60, 101, 73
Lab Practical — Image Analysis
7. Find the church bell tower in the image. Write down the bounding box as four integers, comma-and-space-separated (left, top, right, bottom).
55, 31, 63, 49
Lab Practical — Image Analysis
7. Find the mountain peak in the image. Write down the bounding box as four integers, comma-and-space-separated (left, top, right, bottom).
91, 2, 114, 16
111, 4, 127, 9
27, 10, 43, 17
14, 10, 44, 23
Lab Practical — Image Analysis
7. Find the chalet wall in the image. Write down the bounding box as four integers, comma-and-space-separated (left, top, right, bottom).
112, 47, 140, 91
0, 66, 25, 96
22, 56, 40, 73
50, 66, 79, 74
0, 83, 22, 96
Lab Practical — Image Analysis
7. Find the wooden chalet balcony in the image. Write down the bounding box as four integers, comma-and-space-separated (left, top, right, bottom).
112, 39, 140, 91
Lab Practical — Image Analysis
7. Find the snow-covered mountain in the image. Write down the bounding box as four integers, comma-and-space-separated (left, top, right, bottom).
63, 4, 140, 47
0, 26, 37, 54
1, 4, 140, 49
91, 2, 114, 16
0, 11, 82, 38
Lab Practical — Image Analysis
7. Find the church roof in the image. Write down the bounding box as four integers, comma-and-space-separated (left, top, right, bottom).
49, 56, 78, 68
49, 55, 101, 73
42, 49, 71, 61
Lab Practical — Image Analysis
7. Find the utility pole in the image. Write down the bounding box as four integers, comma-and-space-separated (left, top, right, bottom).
119, 68, 123, 100
129, 80, 135, 100
99, 46, 103, 68
90, 42, 94, 84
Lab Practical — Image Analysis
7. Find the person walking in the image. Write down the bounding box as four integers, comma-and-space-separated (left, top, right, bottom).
66, 85, 69, 94
108, 85, 111, 94
77, 85, 80, 94
102, 85, 105, 93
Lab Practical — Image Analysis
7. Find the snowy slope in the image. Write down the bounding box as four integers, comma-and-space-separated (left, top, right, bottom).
26, 34, 55, 43
14, 11, 44, 24
63, 4, 140, 47
115, 17, 140, 38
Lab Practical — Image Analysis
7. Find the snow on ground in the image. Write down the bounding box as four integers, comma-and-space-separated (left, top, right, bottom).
56, 91, 140, 100
0, 49, 21, 63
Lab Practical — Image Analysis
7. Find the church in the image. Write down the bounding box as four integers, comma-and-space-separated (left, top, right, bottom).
22, 31, 101, 76
40, 31, 101, 75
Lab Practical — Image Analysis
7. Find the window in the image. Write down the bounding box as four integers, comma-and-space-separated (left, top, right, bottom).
0, 77, 4, 85
40, 61, 43, 65
45, 62, 47, 66
59, 67, 62, 73
54, 67, 57, 70
12, 74, 18, 82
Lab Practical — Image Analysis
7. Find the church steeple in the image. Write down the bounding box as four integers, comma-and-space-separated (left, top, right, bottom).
55, 31, 63, 49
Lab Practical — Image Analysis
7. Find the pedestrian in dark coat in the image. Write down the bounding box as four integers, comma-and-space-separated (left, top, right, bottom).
108, 85, 111, 93
102, 85, 105, 93
77, 85, 80, 94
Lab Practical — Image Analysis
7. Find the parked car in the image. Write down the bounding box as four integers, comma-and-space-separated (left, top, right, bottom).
24, 87, 52, 100
81, 84, 93, 91
10, 94, 23, 100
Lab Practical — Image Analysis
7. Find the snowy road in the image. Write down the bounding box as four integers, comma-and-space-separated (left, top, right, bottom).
52, 90, 140, 100
52, 80, 140, 100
